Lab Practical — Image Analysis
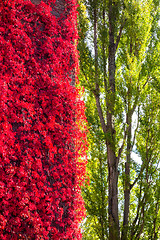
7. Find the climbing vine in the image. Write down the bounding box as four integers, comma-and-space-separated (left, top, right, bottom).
0, 0, 87, 239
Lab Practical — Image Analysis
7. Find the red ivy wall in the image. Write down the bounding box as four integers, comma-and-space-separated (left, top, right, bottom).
0, 0, 87, 239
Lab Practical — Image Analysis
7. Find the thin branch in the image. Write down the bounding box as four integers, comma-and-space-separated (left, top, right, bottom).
131, 94, 139, 116
93, 6, 107, 135
130, 186, 143, 238
102, 4, 108, 112
117, 126, 127, 161
135, 205, 145, 239
94, 91, 108, 134
94, 7, 99, 86
130, 164, 145, 190
142, 76, 150, 89
115, 18, 127, 50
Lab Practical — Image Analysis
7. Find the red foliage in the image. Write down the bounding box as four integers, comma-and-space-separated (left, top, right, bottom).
0, 0, 87, 239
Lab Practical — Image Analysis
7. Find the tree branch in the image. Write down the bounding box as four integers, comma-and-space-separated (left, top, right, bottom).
94, 91, 108, 134
115, 19, 127, 51
135, 204, 145, 239
93, 6, 107, 135
117, 126, 127, 161
131, 106, 140, 150
130, 163, 145, 190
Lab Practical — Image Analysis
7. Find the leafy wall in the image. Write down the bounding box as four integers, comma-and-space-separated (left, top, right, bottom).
0, 0, 87, 239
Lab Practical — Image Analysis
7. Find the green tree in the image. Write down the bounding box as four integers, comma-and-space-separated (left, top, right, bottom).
78, 0, 160, 239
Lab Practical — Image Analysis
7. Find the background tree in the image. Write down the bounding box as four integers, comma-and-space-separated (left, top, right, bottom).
0, 0, 87, 239
78, 0, 160, 239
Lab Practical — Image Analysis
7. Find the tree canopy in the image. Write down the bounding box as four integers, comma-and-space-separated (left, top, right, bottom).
78, 0, 160, 239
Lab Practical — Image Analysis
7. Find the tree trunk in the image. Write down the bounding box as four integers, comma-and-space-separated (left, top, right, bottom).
107, 0, 120, 239
107, 142, 120, 240
99, 157, 105, 240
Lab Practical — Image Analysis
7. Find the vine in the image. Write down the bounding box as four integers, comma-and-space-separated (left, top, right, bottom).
0, 0, 87, 239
